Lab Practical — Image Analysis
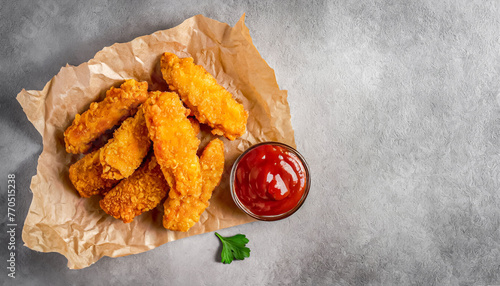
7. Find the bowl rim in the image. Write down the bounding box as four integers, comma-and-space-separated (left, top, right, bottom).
229, 141, 311, 221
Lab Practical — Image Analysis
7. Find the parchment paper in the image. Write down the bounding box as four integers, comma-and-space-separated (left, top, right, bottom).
17, 14, 295, 269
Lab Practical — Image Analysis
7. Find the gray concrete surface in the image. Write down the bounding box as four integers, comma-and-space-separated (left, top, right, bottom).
2, 0, 500, 285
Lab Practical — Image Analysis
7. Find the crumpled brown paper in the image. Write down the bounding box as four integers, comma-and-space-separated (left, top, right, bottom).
16, 14, 295, 269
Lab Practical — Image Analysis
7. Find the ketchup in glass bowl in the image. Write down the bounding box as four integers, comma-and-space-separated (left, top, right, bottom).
230, 142, 310, 221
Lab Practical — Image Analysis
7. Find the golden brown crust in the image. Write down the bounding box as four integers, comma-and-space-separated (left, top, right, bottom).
142, 91, 203, 230
100, 108, 151, 180
160, 52, 248, 141
199, 139, 225, 202
163, 138, 225, 232
64, 79, 148, 154
99, 155, 168, 223
69, 150, 119, 198
188, 117, 201, 136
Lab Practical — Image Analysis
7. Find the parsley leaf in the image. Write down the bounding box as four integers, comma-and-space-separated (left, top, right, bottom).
215, 232, 250, 264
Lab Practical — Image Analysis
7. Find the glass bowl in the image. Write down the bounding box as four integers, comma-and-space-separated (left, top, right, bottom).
230, 141, 311, 221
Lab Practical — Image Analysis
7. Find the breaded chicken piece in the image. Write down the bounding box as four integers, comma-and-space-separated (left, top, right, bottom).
198, 139, 225, 202
64, 79, 148, 154
100, 108, 151, 180
142, 91, 202, 199
99, 154, 168, 223
69, 150, 119, 198
163, 138, 225, 232
160, 52, 248, 140
188, 117, 200, 136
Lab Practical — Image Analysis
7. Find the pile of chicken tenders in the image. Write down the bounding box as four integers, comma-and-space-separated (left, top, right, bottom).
65, 52, 248, 232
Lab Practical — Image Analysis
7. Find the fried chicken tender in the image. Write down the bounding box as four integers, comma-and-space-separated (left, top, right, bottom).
64, 79, 148, 154
188, 117, 200, 136
198, 139, 225, 202
99, 154, 168, 223
160, 52, 248, 140
100, 108, 151, 180
142, 91, 202, 199
163, 138, 225, 232
69, 150, 119, 198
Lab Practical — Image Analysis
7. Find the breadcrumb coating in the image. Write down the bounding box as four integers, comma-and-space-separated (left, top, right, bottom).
69, 149, 119, 198
99, 155, 168, 223
160, 52, 248, 140
198, 139, 225, 202
100, 108, 151, 180
64, 79, 148, 154
188, 117, 200, 136
142, 91, 202, 199
163, 138, 225, 232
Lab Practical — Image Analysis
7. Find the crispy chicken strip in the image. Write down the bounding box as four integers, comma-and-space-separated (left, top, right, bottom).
100, 108, 151, 180
64, 79, 148, 154
142, 91, 202, 198
99, 154, 168, 223
69, 150, 119, 198
188, 117, 200, 136
163, 139, 225, 232
160, 52, 248, 140
198, 139, 225, 202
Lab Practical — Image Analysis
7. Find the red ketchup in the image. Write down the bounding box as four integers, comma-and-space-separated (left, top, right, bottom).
234, 144, 307, 216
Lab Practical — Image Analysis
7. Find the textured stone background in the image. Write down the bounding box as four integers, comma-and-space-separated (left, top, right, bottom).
2, 0, 500, 285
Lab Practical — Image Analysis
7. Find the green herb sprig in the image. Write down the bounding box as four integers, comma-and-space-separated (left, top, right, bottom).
215, 232, 250, 264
